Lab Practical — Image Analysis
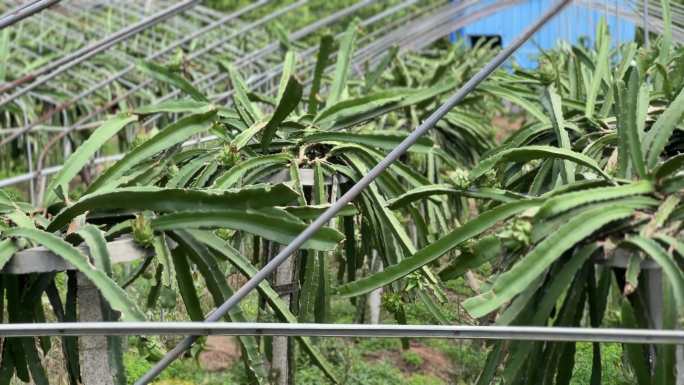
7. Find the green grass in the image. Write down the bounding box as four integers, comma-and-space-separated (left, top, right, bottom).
124, 351, 240, 385
298, 358, 405, 385
401, 350, 424, 367
406, 374, 445, 385
124, 290, 637, 385
571, 343, 634, 385
124, 338, 637, 385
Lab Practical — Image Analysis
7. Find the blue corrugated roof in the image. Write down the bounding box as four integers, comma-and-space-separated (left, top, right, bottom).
456, 0, 636, 68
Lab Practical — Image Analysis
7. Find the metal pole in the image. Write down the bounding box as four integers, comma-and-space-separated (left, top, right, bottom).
0, 0, 62, 30
0, 322, 680, 344
644, 0, 650, 47
134, 1, 573, 384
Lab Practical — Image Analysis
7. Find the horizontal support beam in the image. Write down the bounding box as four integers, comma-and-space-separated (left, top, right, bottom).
3, 237, 148, 274
0, 322, 681, 344
0, 136, 218, 188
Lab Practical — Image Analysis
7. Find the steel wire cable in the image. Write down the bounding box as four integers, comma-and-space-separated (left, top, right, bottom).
134, 1, 573, 384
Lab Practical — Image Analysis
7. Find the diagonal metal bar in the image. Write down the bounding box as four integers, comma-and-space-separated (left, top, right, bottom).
0, 322, 682, 344
0, 0, 201, 105
134, 1, 573, 384
0, 0, 62, 30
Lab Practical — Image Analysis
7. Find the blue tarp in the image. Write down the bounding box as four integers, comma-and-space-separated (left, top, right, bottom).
455, 0, 636, 68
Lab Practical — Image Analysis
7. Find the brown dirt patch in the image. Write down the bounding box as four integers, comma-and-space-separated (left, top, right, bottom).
492, 115, 524, 143
364, 341, 453, 381
227, 272, 249, 291
198, 336, 242, 372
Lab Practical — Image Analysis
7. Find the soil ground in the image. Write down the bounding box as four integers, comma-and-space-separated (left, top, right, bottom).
198, 336, 242, 372
364, 341, 454, 381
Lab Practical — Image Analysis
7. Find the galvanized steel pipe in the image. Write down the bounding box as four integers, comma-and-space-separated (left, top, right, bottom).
0, 322, 681, 344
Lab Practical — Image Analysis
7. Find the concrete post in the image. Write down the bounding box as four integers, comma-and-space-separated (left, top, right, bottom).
271, 242, 295, 385
77, 273, 114, 385
639, 261, 682, 383
367, 251, 383, 325
2, 238, 151, 385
